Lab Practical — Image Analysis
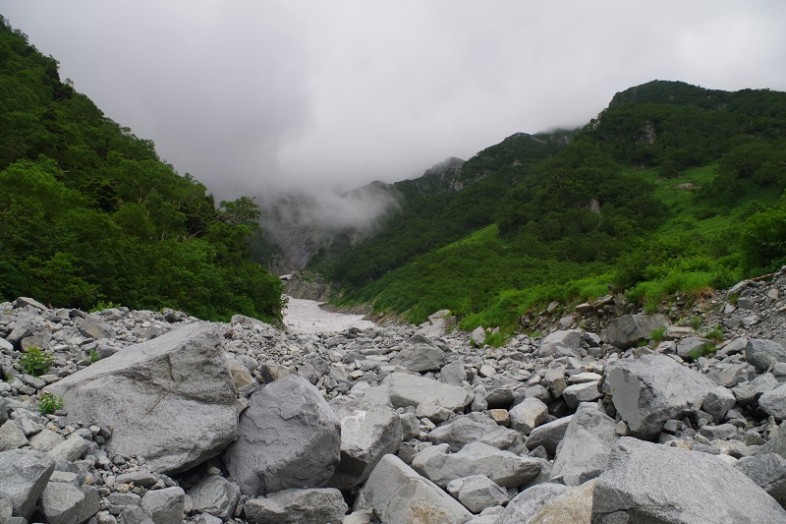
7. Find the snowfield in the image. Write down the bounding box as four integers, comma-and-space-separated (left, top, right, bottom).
283, 296, 376, 334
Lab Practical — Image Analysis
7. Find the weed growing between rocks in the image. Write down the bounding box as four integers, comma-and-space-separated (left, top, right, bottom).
38, 391, 63, 414
19, 346, 53, 376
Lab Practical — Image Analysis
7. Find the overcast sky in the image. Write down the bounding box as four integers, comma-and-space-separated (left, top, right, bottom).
3, 1, 786, 199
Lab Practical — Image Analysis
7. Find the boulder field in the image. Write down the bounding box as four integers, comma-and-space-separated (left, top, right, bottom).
1, 269, 786, 523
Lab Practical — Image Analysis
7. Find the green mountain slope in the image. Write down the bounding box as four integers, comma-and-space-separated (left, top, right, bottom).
0, 17, 283, 321
320, 80, 786, 336
310, 131, 571, 285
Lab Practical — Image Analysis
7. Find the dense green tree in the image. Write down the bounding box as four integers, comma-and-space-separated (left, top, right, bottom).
0, 17, 282, 321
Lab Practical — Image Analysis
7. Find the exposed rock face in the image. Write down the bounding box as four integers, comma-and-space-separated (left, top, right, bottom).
592, 437, 786, 523
223, 374, 341, 496
47, 323, 240, 474
604, 353, 717, 439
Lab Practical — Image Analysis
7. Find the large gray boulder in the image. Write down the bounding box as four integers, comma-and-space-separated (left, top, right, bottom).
746, 338, 786, 372
528, 480, 595, 524
526, 415, 573, 456
550, 404, 617, 486
187, 475, 241, 520
412, 442, 541, 488
537, 330, 583, 357
758, 382, 786, 420
223, 374, 341, 496
736, 453, 786, 508
47, 323, 240, 473
41, 482, 100, 524
394, 343, 446, 372
329, 398, 403, 490
509, 397, 548, 435
244, 488, 347, 524
356, 454, 472, 524
140, 487, 185, 524
602, 314, 669, 349
386, 372, 471, 411
604, 354, 717, 439
446, 475, 509, 514
429, 415, 519, 452
592, 437, 786, 523
0, 448, 55, 519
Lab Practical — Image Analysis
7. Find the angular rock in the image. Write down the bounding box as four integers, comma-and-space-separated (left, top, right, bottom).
561, 380, 601, 409
396, 344, 445, 373
140, 487, 185, 524
412, 442, 541, 488
543, 367, 567, 397
592, 437, 786, 523
605, 354, 717, 439
224, 374, 341, 496
525, 416, 573, 456
115, 471, 158, 488
703, 385, 737, 421
759, 383, 786, 420
447, 475, 509, 514
429, 415, 518, 452
77, 316, 112, 340
48, 323, 240, 473
736, 453, 786, 508
386, 372, 471, 411
356, 454, 472, 524
733, 372, 779, 405
188, 475, 241, 520
602, 314, 669, 349
119, 505, 155, 524
48, 435, 90, 462
747, 338, 786, 372
495, 483, 571, 524
484, 387, 514, 409
244, 488, 347, 524
509, 397, 548, 435
528, 480, 595, 524
41, 482, 100, 524
0, 448, 56, 519
329, 399, 403, 489
550, 404, 617, 486
29, 428, 65, 452
0, 420, 28, 451
538, 330, 583, 357
440, 361, 467, 386
676, 336, 711, 359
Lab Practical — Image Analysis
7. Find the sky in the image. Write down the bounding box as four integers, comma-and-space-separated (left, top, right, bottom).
3, 1, 786, 200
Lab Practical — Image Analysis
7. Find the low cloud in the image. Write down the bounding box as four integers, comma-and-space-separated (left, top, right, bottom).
3, 1, 786, 200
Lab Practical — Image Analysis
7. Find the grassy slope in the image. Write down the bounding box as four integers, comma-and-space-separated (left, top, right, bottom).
344, 161, 781, 334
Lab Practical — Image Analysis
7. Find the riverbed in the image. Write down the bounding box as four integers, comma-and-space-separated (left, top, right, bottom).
283, 296, 375, 334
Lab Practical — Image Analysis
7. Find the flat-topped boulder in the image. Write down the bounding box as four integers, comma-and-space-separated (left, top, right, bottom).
47, 323, 240, 473
593, 437, 786, 523
386, 372, 472, 411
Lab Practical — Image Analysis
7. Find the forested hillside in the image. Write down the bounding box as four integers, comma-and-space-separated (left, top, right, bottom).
315, 80, 786, 339
0, 17, 283, 321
